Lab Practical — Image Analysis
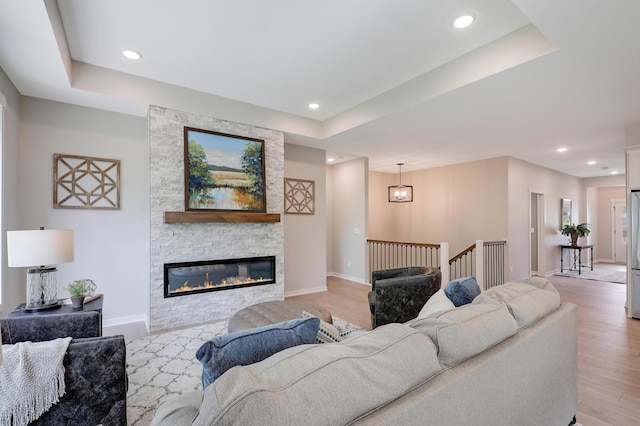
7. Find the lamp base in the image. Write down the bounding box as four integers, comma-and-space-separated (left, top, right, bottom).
25, 267, 59, 310
22, 301, 62, 312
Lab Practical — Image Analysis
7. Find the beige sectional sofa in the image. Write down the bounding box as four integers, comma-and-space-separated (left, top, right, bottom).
152, 277, 578, 426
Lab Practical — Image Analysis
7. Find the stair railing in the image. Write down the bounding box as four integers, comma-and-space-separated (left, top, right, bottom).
367, 239, 441, 272
367, 239, 507, 290
448, 240, 507, 290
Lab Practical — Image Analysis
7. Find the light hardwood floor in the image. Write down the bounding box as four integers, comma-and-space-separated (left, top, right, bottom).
289, 265, 640, 426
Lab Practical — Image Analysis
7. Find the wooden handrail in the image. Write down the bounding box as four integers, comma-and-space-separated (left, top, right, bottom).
366, 239, 440, 248
449, 243, 476, 264
448, 240, 506, 264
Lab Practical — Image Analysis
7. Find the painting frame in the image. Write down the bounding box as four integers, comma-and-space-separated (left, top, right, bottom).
561, 198, 572, 228
184, 127, 266, 213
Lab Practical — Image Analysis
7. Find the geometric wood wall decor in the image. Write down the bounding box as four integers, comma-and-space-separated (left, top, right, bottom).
53, 153, 121, 210
284, 177, 315, 215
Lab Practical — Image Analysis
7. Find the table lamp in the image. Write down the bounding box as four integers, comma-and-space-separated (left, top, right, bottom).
7, 227, 74, 311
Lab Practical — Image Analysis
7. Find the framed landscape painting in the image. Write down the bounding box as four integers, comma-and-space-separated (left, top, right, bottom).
184, 127, 266, 212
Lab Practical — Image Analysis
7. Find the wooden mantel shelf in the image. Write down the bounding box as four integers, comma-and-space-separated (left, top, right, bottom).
164, 211, 281, 223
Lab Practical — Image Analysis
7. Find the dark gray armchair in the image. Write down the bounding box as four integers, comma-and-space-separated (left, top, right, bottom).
1, 316, 127, 425
368, 266, 442, 329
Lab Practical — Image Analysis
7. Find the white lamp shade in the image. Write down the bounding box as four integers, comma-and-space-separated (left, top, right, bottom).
7, 229, 74, 267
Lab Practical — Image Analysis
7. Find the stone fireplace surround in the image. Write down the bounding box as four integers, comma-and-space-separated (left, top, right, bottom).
149, 106, 284, 332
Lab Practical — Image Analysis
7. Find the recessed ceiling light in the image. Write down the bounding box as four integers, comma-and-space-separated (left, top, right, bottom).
587, 161, 596, 165
122, 49, 142, 60
557, 147, 568, 153
327, 158, 334, 162
453, 15, 474, 29
309, 103, 320, 110
611, 171, 619, 175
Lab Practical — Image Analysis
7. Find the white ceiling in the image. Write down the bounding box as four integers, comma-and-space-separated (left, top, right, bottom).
1, 0, 639, 177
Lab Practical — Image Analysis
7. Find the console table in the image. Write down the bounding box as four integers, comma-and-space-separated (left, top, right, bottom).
560, 245, 594, 275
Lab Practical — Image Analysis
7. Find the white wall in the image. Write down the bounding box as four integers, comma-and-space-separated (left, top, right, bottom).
582, 175, 625, 261
0, 69, 22, 315
17, 97, 149, 325
284, 143, 327, 296
507, 157, 582, 278
367, 171, 400, 242
594, 186, 626, 262
367, 156, 588, 280
328, 158, 368, 283
368, 157, 509, 255
326, 164, 334, 274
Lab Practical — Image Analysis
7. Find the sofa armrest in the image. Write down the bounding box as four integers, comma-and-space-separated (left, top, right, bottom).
371, 273, 441, 327
151, 391, 203, 426
29, 335, 128, 426
371, 266, 430, 290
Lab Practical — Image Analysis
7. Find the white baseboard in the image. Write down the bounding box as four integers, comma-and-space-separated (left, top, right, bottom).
103, 314, 149, 330
284, 286, 328, 298
326, 272, 368, 285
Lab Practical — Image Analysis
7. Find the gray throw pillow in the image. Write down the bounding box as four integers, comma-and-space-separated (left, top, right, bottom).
196, 317, 320, 388
444, 276, 481, 306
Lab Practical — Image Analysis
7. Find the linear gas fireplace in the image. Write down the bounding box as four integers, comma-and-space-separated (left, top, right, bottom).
164, 256, 276, 298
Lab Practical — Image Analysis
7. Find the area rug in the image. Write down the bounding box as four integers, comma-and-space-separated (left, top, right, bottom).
554, 267, 626, 284
125, 317, 360, 425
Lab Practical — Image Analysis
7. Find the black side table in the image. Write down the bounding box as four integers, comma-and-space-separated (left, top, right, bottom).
560, 245, 594, 275
1, 296, 104, 343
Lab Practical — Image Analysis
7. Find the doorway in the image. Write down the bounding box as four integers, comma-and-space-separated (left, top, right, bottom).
612, 199, 627, 263
530, 192, 545, 276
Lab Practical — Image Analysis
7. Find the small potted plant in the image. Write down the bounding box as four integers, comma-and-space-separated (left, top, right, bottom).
64, 279, 97, 309
561, 222, 591, 246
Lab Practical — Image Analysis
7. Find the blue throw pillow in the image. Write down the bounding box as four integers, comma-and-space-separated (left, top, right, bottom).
444, 276, 481, 307
196, 317, 320, 388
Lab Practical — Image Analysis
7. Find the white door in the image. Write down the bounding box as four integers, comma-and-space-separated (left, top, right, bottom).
529, 192, 544, 276
613, 201, 627, 263
530, 193, 538, 275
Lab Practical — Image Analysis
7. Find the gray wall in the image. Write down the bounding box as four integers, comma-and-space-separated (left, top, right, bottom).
0, 68, 22, 315
14, 97, 149, 324
284, 143, 327, 296
328, 158, 368, 283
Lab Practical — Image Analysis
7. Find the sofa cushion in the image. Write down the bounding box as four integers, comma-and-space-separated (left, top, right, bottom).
472, 277, 561, 329
193, 323, 442, 426
339, 328, 368, 340
417, 288, 456, 318
410, 303, 518, 368
195, 317, 319, 388
444, 276, 481, 306
301, 311, 342, 343
150, 390, 203, 426
300, 311, 368, 343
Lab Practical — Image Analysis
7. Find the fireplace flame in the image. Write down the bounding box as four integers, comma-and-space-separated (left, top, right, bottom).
171, 275, 268, 294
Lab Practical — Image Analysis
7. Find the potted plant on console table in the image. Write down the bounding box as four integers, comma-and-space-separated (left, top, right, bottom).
561, 222, 591, 247
64, 279, 97, 309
